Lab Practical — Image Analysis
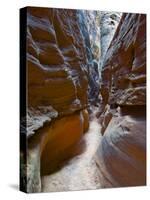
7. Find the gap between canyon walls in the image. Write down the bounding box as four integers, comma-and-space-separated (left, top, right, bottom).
40, 10, 122, 192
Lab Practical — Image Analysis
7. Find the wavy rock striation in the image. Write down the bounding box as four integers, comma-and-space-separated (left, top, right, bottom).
22, 7, 91, 192
21, 8, 146, 192
96, 13, 146, 187
100, 13, 146, 106
27, 7, 89, 130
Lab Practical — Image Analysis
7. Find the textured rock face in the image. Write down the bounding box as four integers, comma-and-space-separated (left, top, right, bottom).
96, 13, 146, 187
23, 7, 92, 192
81, 10, 101, 62
27, 7, 89, 135
26, 106, 58, 137
100, 12, 121, 69
21, 7, 146, 192
77, 10, 100, 104
101, 13, 146, 106
77, 11, 121, 103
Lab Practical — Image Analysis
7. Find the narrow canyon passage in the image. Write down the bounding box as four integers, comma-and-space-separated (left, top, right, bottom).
20, 7, 146, 193
41, 113, 102, 192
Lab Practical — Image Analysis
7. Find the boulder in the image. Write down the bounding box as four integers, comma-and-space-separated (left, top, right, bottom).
82, 109, 89, 133
99, 105, 113, 135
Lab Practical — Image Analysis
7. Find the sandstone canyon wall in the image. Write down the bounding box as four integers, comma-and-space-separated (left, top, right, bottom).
20, 7, 146, 193
27, 7, 89, 127
100, 12, 122, 70
77, 10, 101, 104
21, 7, 91, 192
96, 13, 146, 187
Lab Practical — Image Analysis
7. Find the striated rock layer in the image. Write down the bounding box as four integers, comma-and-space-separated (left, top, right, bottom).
22, 7, 91, 192
96, 13, 146, 187
27, 7, 89, 135
96, 106, 146, 187
21, 7, 146, 192
101, 13, 146, 106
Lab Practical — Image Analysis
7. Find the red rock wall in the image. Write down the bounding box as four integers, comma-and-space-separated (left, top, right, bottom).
23, 7, 91, 192
27, 7, 88, 120
96, 13, 146, 187
101, 13, 146, 106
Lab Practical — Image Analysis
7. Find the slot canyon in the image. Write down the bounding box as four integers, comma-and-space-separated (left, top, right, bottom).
20, 7, 146, 193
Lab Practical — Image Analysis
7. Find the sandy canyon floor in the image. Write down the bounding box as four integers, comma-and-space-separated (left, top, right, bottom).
41, 116, 102, 192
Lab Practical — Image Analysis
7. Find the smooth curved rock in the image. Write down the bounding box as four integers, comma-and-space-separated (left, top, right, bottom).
26, 111, 84, 192
96, 107, 146, 187
40, 111, 84, 175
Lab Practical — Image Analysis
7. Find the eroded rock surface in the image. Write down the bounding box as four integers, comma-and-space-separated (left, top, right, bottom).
96, 107, 146, 187
96, 13, 146, 187
27, 7, 89, 127
22, 7, 92, 193
101, 13, 146, 106
100, 12, 122, 69
77, 10, 100, 104
21, 7, 146, 192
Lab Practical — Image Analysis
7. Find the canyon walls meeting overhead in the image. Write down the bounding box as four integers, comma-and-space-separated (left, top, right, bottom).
20, 7, 146, 193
